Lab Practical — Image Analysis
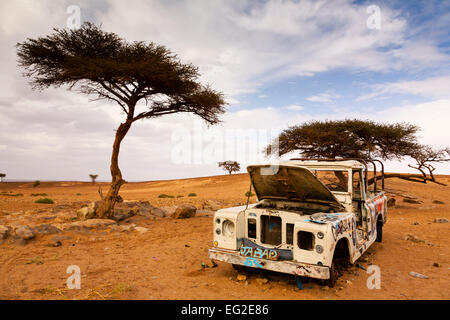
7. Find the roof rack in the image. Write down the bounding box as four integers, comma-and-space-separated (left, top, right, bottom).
289, 158, 384, 193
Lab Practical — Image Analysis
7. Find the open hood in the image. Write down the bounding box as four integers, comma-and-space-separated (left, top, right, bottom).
247, 165, 344, 209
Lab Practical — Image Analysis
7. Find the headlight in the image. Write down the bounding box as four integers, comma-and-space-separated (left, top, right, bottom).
317, 232, 324, 239
222, 220, 235, 237
216, 228, 221, 235
316, 245, 324, 254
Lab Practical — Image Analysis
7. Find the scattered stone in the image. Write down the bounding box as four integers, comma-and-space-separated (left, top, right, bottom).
14, 226, 35, 240
409, 271, 429, 279
172, 205, 197, 219
403, 233, 425, 243
77, 202, 99, 220
255, 277, 269, 285
211, 260, 218, 268
434, 218, 448, 224
42, 216, 57, 221
63, 219, 117, 231
236, 274, 247, 281
115, 201, 167, 218
34, 224, 61, 235
49, 240, 62, 247
346, 280, 352, 285
160, 206, 177, 217
413, 222, 419, 225
0, 225, 11, 240
433, 262, 441, 268
432, 200, 444, 205
134, 226, 149, 234
387, 198, 396, 208
112, 209, 135, 222
203, 200, 223, 211
403, 198, 422, 204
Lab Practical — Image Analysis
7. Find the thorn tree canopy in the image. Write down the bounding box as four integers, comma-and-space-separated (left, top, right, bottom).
17, 22, 226, 218
218, 161, 241, 175
266, 119, 419, 160
265, 119, 449, 185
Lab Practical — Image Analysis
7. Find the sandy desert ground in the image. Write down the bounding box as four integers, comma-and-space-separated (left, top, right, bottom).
0, 173, 449, 300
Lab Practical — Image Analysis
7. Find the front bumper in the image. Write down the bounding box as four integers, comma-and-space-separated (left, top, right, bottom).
208, 248, 330, 280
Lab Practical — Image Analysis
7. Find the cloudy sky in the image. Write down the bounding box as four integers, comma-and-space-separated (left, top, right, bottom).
0, 0, 449, 181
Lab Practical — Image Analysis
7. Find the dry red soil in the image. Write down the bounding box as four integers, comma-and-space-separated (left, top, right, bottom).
0, 173, 449, 300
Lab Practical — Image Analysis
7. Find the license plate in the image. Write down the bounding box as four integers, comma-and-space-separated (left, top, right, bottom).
240, 246, 280, 261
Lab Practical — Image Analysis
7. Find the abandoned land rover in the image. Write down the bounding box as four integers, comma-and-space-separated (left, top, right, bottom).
208, 159, 387, 287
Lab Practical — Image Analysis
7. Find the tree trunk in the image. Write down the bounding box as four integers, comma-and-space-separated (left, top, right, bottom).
368, 173, 447, 186
95, 120, 132, 218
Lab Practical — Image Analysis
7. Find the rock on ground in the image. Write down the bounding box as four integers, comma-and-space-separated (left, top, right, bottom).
255, 277, 269, 285
434, 218, 448, 223
14, 225, 35, 240
61, 219, 117, 231
387, 198, 396, 208
77, 201, 100, 220
172, 205, 197, 219
0, 225, 11, 239
134, 226, 149, 234
403, 198, 423, 204
34, 224, 61, 235
114, 201, 167, 219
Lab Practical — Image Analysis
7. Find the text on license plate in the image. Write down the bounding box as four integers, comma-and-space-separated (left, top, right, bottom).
240, 246, 280, 260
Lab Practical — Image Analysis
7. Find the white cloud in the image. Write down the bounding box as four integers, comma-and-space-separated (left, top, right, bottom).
357, 76, 450, 101
95, 0, 448, 99
284, 104, 304, 111
306, 93, 341, 103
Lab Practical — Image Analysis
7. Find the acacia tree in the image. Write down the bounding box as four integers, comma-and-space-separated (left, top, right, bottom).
408, 146, 450, 185
0, 173, 5, 182
89, 174, 99, 184
17, 23, 226, 218
218, 161, 241, 175
266, 119, 447, 185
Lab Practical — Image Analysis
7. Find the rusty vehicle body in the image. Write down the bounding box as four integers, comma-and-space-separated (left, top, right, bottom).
208, 159, 387, 287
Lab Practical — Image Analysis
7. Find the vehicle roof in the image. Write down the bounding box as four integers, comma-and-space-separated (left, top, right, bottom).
250, 160, 365, 170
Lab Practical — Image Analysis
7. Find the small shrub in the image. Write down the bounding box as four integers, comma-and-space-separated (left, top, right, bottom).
1, 193, 23, 197
31, 193, 47, 197
177, 195, 184, 198
158, 194, 175, 199
188, 193, 197, 197
33, 180, 41, 188
35, 198, 54, 204
76, 193, 82, 196
245, 191, 255, 197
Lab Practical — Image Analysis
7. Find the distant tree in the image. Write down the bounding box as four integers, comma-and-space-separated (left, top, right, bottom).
267, 119, 448, 185
407, 146, 450, 185
218, 161, 241, 175
17, 23, 226, 218
33, 180, 40, 188
89, 174, 99, 184
0, 173, 5, 182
